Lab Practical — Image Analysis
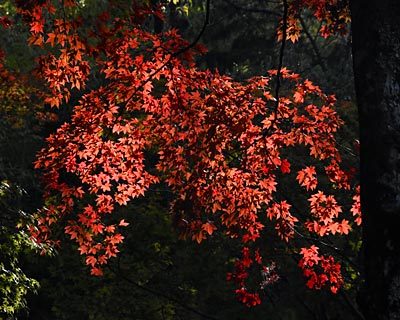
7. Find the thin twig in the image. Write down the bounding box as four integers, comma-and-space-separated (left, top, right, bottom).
106, 264, 219, 320
298, 16, 327, 73
123, 0, 211, 107
291, 226, 360, 270
263, 0, 288, 138
222, 0, 280, 16
174, 0, 211, 55
340, 291, 366, 320
296, 295, 319, 320
272, 0, 288, 127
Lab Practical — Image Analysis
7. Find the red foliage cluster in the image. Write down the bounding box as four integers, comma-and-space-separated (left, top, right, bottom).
227, 247, 279, 306
17, 2, 90, 107
299, 245, 343, 294
306, 191, 350, 236
227, 247, 263, 307
351, 186, 361, 226
301, 0, 350, 38
8, 0, 359, 305
279, 0, 350, 42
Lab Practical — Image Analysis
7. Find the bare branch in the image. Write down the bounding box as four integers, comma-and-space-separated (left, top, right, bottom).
263, 0, 288, 138
273, 0, 288, 116
221, 0, 280, 16
299, 16, 327, 73
107, 264, 219, 320
340, 291, 366, 320
174, 0, 211, 55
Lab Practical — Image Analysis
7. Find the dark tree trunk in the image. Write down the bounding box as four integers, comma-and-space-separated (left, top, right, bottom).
350, 1, 400, 319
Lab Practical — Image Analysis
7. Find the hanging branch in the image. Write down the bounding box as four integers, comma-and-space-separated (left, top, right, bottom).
221, 0, 280, 16
106, 264, 219, 320
263, 0, 288, 138
123, 0, 211, 106
299, 16, 327, 73
272, 0, 288, 126
174, 0, 211, 55
340, 291, 366, 320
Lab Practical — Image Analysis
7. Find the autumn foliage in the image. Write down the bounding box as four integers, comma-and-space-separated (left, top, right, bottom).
2, 0, 359, 306
279, 0, 350, 42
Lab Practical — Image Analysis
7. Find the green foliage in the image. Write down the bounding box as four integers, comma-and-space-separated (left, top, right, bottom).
0, 59, 49, 318
0, 1, 16, 16
0, 181, 39, 318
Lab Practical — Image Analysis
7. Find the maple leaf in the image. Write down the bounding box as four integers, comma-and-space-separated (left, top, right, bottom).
109, 233, 124, 245
293, 90, 304, 103
297, 166, 317, 190
46, 33, 56, 46
30, 21, 44, 34
202, 222, 217, 235
90, 267, 103, 276
119, 219, 129, 227
92, 224, 104, 234
86, 255, 97, 267
280, 159, 291, 174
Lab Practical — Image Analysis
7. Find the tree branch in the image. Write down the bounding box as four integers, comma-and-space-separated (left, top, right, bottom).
273, 0, 288, 119
291, 226, 361, 271
174, 0, 211, 55
298, 16, 327, 73
340, 291, 366, 320
123, 0, 211, 106
221, 0, 280, 16
107, 264, 219, 320
263, 0, 288, 138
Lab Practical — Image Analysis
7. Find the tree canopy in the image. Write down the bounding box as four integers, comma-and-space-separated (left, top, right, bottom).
1, 0, 395, 319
